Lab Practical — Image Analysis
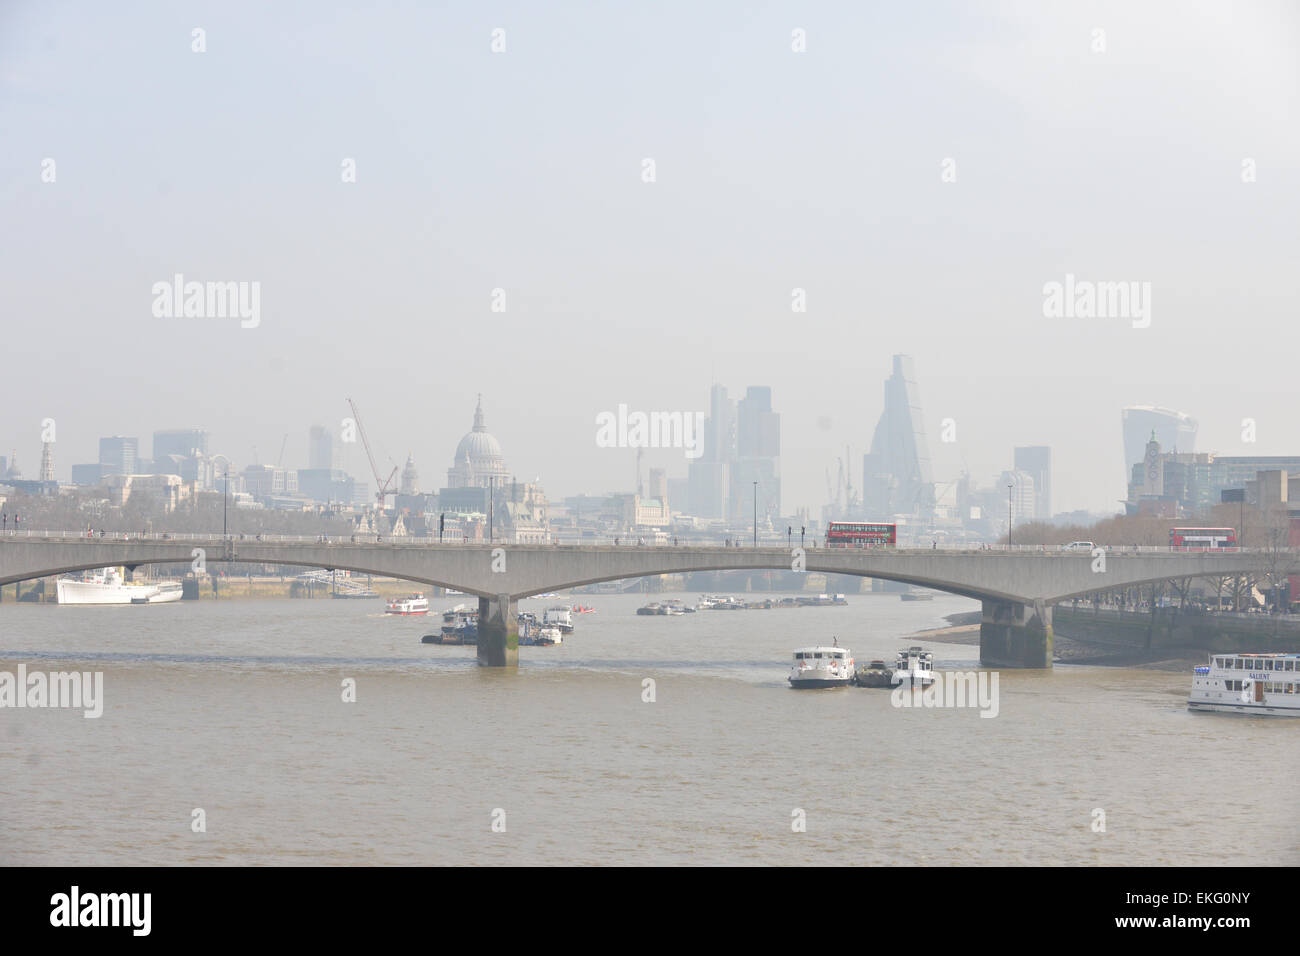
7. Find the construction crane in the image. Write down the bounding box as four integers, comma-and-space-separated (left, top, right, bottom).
276, 433, 288, 468
346, 397, 398, 513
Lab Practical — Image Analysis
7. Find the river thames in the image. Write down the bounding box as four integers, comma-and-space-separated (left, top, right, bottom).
1, 592, 1296, 865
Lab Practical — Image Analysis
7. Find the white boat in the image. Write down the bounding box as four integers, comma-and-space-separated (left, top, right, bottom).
386, 593, 430, 615
788, 644, 855, 688
1188, 652, 1300, 717
543, 606, 574, 633
892, 646, 935, 687
535, 626, 563, 646
56, 567, 183, 605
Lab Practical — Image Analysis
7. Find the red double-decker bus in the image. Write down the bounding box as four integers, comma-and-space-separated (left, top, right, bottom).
1169, 527, 1237, 550
826, 521, 897, 548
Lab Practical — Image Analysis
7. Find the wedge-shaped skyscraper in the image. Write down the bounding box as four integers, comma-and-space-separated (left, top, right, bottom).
862, 354, 934, 518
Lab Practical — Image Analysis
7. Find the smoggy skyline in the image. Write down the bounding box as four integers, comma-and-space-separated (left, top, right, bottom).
3, 0, 1297, 516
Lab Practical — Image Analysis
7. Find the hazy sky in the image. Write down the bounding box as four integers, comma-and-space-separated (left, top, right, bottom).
3, 0, 1297, 517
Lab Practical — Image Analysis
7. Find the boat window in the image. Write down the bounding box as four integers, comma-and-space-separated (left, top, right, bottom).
813, 652, 823, 659
1264, 660, 1274, 670
1285, 661, 1294, 672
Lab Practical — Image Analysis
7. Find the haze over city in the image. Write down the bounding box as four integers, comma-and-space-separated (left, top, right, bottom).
3, 1, 1297, 517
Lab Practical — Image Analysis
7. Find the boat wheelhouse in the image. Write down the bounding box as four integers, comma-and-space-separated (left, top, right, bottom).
893, 646, 934, 687
1188, 653, 1300, 717
788, 645, 855, 688
543, 606, 574, 633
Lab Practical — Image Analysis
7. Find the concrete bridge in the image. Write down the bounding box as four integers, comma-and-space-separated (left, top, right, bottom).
0, 532, 1280, 668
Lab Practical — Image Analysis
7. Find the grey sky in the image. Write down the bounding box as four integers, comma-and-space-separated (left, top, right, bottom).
2, 0, 1297, 516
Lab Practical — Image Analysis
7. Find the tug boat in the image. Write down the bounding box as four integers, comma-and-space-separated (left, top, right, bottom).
854, 660, 895, 688
386, 593, 429, 615
788, 643, 855, 688
892, 646, 935, 687
1188, 652, 1300, 717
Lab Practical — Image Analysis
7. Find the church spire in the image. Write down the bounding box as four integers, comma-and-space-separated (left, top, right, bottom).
473, 393, 486, 432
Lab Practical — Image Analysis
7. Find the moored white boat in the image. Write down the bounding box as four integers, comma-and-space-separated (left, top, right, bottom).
788, 644, 855, 688
56, 568, 182, 606
1188, 652, 1300, 717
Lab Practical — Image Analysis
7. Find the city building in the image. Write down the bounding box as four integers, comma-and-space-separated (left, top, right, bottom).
1013, 446, 1051, 520
731, 386, 781, 524
445, 396, 511, 489
687, 384, 735, 519
98, 436, 138, 478
1121, 406, 1196, 485
308, 425, 339, 472
153, 428, 209, 461
862, 354, 935, 518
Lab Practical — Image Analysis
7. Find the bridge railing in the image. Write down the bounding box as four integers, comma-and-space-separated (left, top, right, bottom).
0, 529, 1289, 555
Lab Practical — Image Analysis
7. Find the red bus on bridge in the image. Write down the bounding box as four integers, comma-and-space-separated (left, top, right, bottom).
826, 521, 897, 548
1169, 527, 1237, 550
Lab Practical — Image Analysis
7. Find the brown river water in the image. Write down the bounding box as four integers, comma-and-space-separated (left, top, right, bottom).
1, 591, 1296, 865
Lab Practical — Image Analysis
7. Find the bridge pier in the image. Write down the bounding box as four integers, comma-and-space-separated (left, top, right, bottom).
980, 598, 1053, 668
477, 593, 518, 667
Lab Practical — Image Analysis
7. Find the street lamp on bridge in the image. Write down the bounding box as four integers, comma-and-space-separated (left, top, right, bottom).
1007, 482, 1013, 547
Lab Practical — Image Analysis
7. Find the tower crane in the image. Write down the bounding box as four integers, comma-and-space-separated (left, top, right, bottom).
346, 397, 398, 513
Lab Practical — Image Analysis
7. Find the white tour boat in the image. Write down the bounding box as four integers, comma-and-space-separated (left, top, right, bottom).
1188, 652, 1300, 717
56, 567, 184, 605
788, 644, 855, 688
892, 646, 935, 687
386, 593, 430, 615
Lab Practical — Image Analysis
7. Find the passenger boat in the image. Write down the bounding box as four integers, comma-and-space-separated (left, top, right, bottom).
1188, 653, 1300, 717
636, 603, 664, 616
892, 646, 935, 687
386, 593, 429, 615
56, 567, 183, 605
788, 644, 855, 688
854, 659, 894, 688
899, 591, 934, 602
543, 606, 574, 633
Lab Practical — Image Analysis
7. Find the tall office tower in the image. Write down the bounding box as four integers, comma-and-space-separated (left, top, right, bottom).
687, 384, 735, 518
98, 436, 138, 477
1121, 406, 1196, 485
862, 355, 935, 517
308, 424, 338, 472
732, 386, 781, 522
153, 428, 210, 461
648, 467, 668, 505
1013, 446, 1052, 520
999, 469, 1037, 530
39, 442, 54, 482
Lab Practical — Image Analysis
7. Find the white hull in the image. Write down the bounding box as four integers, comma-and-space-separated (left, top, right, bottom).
1189, 700, 1300, 717
57, 578, 181, 606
